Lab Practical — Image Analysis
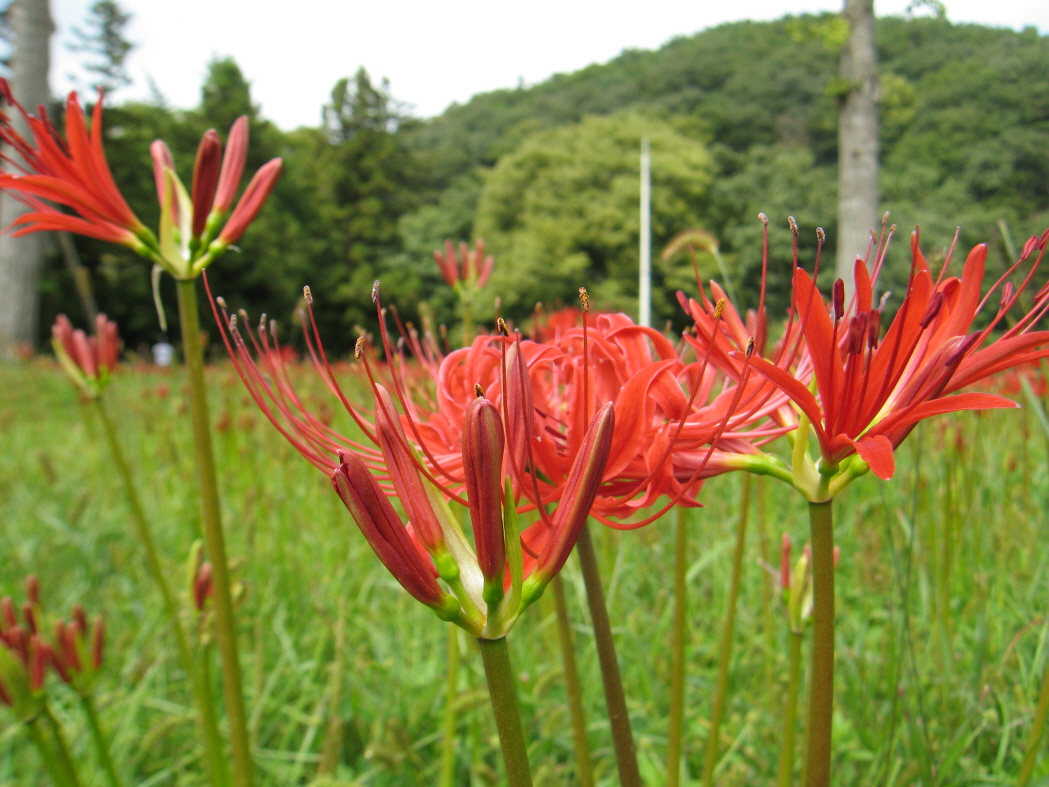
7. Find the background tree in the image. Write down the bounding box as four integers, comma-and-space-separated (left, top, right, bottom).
474, 112, 712, 325
835, 0, 880, 283
68, 0, 132, 93
0, 0, 52, 360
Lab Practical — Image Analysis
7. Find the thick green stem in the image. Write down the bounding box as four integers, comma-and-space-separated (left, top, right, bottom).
667, 506, 688, 787
1018, 647, 1049, 785
777, 632, 805, 787
439, 627, 461, 787
93, 397, 228, 787
176, 278, 253, 787
702, 474, 751, 787
26, 717, 76, 787
575, 522, 642, 787
804, 500, 835, 787
42, 704, 81, 787
477, 637, 533, 787
552, 574, 594, 787
79, 694, 125, 787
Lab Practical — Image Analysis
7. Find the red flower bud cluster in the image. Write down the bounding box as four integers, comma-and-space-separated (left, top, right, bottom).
434, 238, 494, 290
51, 313, 121, 397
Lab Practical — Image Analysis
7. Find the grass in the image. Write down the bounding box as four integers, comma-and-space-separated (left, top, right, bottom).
2, 357, 1049, 785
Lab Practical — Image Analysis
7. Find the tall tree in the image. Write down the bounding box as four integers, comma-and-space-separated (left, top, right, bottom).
0, 0, 52, 359
68, 0, 133, 93
836, 0, 879, 284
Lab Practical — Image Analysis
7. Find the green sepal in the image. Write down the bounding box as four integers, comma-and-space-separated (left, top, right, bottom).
157, 167, 194, 278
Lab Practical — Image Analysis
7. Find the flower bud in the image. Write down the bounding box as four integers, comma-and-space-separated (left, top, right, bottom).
462, 397, 506, 606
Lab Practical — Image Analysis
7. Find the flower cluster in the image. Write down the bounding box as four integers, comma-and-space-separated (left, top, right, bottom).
51, 314, 121, 398
0, 83, 281, 280
434, 238, 494, 292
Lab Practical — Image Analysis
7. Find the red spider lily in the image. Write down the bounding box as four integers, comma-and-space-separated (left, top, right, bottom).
206, 280, 616, 637
0, 578, 54, 719
49, 605, 105, 696
0, 84, 281, 279
434, 238, 494, 290
51, 313, 120, 398
747, 225, 1049, 490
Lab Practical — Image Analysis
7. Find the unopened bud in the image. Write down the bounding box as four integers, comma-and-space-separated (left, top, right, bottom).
371, 280, 381, 303
578, 287, 590, 312
26, 576, 39, 606
303, 286, 313, 304
832, 279, 845, 321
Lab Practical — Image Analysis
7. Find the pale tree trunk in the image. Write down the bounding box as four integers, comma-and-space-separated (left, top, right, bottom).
0, 0, 53, 359
836, 0, 879, 286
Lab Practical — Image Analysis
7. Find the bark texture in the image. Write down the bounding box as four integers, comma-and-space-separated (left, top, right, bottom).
0, 0, 53, 359
836, 0, 879, 286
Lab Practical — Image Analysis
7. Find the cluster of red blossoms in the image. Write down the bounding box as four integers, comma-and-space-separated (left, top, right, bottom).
0, 578, 104, 719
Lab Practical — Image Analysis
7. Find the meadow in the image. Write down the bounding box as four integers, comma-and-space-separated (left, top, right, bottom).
2, 353, 1047, 786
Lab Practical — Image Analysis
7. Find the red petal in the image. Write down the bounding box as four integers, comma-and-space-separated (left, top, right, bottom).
854, 435, 895, 480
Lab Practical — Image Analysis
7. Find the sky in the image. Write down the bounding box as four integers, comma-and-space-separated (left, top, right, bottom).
49, 0, 1049, 130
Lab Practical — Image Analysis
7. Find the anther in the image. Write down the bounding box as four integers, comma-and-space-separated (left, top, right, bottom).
788, 216, 799, 236
474, 383, 485, 398
816, 227, 826, 244
496, 318, 510, 336
353, 337, 365, 359
867, 309, 882, 348
847, 314, 867, 355
578, 287, 590, 312
833, 279, 845, 321
258, 313, 267, 332
1000, 282, 1015, 307
745, 337, 755, 357
919, 291, 945, 329
269, 320, 278, 337
371, 280, 380, 303
303, 286, 313, 304
238, 308, 249, 321
229, 314, 238, 330
882, 211, 891, 223
713, 298, 726, 320
758, 212, 768, 226
216, 296, 227, 309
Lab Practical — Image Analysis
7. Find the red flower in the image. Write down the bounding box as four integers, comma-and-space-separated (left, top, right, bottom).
747, 227, 1049, 486
434, 238, 494, 290
0, 84, 281, 279
51, 313, 121, 398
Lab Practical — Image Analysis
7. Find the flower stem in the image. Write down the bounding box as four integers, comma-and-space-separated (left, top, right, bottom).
476, 637, 533, 787
79, 694, 125, 787
42, 703, 81, 787
92, 397, 228, 787
804, 500, 835, 787
667, 505, 689, 787
26, 717, 76, 787
702, 474, 751, 787
575, 522, 642, 787
552, 573, 594, 787
1017, 647, 1049, 785
439, 627, 461, 787
777, 631, 804, 787
176, 278, 253, 787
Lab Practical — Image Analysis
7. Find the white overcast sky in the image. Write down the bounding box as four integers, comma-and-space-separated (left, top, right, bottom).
48, 0, 1049, 130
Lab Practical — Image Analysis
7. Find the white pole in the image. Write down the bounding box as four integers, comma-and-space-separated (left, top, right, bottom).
639, 137, 651, 328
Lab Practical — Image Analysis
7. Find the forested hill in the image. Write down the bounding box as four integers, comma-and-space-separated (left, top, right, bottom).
42, 14, 1049, 351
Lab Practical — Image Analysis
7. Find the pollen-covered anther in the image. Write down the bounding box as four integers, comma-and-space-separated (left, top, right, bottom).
758, 212, 768, 226
371, 280, 380, 303
713, 298, 726, 320
353, 337, 365, 359
229, 314, 238, 331
578, 287, 590, 312
474, 383, 485, 398
788, 216, 799, 236
303, 286, 313, 304
258, 313, 267, 332
746, 336, 755, 357
216, 296, 228, 309
816, 227, 826, 244
882, 210, 891, 223
496, 318, 510, 336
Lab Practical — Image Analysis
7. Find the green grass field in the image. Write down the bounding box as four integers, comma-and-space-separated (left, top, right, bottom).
2, 357, 1048, 786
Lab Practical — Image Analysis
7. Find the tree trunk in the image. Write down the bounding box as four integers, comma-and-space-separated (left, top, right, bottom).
836, 0, 879, 287
0, 0, 53, 359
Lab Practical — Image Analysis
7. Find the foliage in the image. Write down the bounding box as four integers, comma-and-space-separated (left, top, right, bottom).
474, 111, 712, 323
68, 0, 134, 93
